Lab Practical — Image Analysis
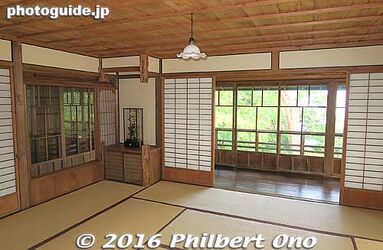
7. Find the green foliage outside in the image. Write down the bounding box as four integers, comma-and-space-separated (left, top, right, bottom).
215, 86, 346, 157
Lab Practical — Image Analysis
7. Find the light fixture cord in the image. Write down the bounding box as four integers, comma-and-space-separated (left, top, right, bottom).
191, 13, 194, 38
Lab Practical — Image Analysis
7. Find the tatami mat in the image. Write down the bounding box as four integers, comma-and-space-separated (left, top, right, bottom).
355, 238, 383, 250
0, 181, 142, 249
135, 181, 383, 241
160, 210, 354, 250
39, 199, 183, 250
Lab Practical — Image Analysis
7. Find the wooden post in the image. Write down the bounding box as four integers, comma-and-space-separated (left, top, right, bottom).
12, 41, 30, 209
155, 59, 163, 147
324, 83, 337, 177
140, 54, 149, 83
272, 51, 280, 70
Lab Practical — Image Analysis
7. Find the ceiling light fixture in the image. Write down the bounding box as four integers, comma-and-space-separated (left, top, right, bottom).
177, 13, 207, 60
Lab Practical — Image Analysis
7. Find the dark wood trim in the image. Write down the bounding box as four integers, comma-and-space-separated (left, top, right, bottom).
23, 64, 99, 77
102, 66, 140, 73
163, 167, 214, 187
0, 60, 13, 67
12, 41, 30, 209
117, 73, 159, 79
162, 65, 383, 80
342, 188, 383, 210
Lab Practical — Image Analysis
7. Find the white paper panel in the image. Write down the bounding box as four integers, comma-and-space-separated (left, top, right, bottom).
345, 73, 383, 191
164, 78, 213, 171
0, 69, 16, 198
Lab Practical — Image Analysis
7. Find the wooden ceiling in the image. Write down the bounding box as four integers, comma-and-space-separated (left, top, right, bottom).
1, 0, 383, 58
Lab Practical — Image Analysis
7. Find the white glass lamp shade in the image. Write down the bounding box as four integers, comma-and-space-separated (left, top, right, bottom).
177, 38, 206, 60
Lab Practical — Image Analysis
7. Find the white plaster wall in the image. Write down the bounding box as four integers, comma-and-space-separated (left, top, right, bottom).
22, 44, 99, 72
280, 46, 383, 69
119, 78, 156, 146
163, 53, 272, 73
0, 39, 12, 61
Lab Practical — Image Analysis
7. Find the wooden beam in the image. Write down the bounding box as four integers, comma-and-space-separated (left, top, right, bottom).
140, 54, 149, 83
12, 41, 30, 209
102, 66, 140, 73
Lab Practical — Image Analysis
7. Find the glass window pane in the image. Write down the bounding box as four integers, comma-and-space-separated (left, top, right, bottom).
304, 135, 325, 157
263, 87, 279, 106
280, 133, 301, 155
280, 107, 302, 132
253, 88, 262, 106
298, 85, 309, 106
238, 88, 252, 106
215, 107, 233, 129
335, 107, 345, 134
309, 85, 328, 106
39, 86, 49, 106
48, 136, 60, 160
280, 86, 297, 106
258, 107, 278, 131
237, 131, 256, 152
219, 89, 233, 106
237, 107, 256, 130
334, 136, 344, 158
336, 86, 346, 108
303, 108, 326, 133
258, 132, 277, 153
215, 91, 219, 106
217, 130, 232, 150
30, 138, 47, 164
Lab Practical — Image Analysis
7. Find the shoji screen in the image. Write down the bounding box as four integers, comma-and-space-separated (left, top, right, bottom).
164, 78, 213, 172
99, 89, 117, 146
0, 68, 16, 198
345, 73, 383, 191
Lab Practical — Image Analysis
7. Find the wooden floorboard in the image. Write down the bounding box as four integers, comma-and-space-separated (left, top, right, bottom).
214, 166, 340, 203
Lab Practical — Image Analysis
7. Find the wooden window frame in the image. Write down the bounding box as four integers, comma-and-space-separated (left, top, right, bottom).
215, 80, 345, 177
27, 85, 96, 178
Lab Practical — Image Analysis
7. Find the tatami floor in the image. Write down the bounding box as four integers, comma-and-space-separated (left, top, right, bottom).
0, 181, 382, 250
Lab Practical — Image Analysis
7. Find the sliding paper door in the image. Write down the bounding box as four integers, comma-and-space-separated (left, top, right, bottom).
343, 72, 383, 209
163, 78, 214, 186
345, 73, 383, 192
0, 68, 18, 216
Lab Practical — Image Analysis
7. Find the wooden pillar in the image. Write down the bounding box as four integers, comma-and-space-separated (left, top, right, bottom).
324, 83, 337, 177
271, 51, 280, 70
155, 59, 163, 148
140, 54, 149, 83
12, 41, 30, 209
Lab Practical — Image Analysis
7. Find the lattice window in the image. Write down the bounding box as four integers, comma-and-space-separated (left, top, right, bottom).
99, 89, 117, 146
